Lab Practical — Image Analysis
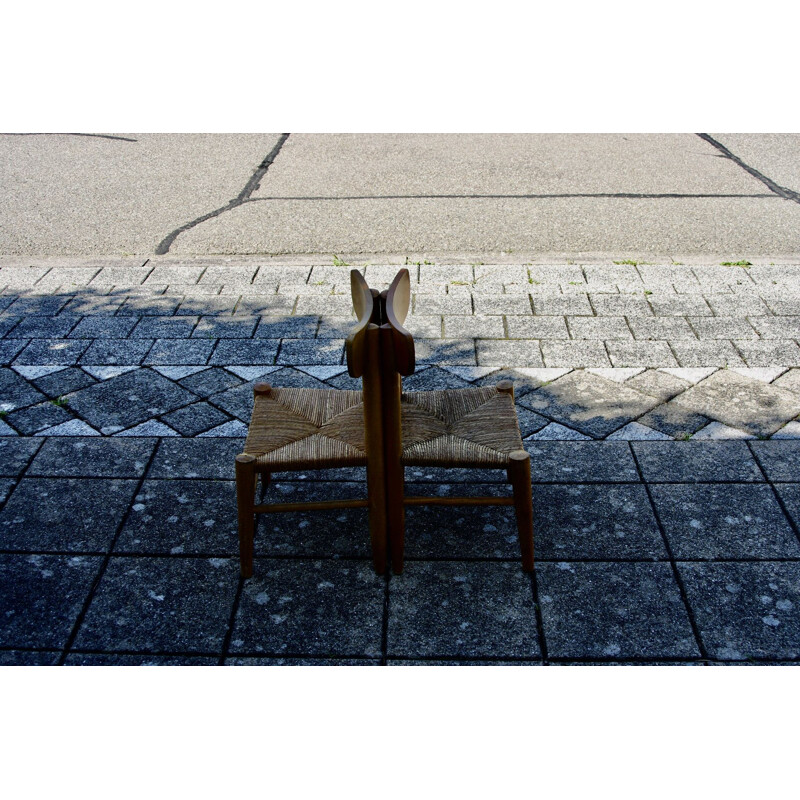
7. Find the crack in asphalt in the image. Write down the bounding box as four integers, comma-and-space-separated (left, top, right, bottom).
155, 133, 290, 255
1, 133, 138, 142
697, 133, 800, 204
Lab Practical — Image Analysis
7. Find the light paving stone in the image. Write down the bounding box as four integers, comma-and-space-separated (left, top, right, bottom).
606, 422, 672, 441
81, 365, 139, 380
411, 294, 472, 316
445, 316, 505, 339
586, 368, 646, 383
473, 295, 532, 315
649, 294, 713, 316
295, 296, 355, 316
0, 266, 54, 288
637, 264, 699, 288
771, 422, 800, 439
414, 340, 477, 366
692, 265, 755, 289
62, 295, 125, 315
256, 316, 320, 339
688, 317, 758, 340
636, 402, 710, 439
729, 367, 787, 383
735, 340, 800, 367
624, 369, 690, 402
5, 295, 74, 316
521, 371, 658, 438
772, 369, 800, 394
505, 317, 569, 339
476, 340, 543, 367
473, 368, 565, 397
0, 420, 18, 435
37, 420, 101, 436
88, 266, 152, 286
627, 317, 697, 340
705, 294, 770, 316
33, 368, 98, 401
117, 295, 183, 315
590, 293, 654, 317
144, 265, 205, 285
30, 267, 101, 290
672, 369, 800, 437
276, 339, 344, 366
254, 266, 314, 285
532, 294, 593, 316
606, 340, 678, 368
176, 295, 239, 314
585, 264, 643, 288
747, 316, 800, 339
403, 316, 442, 339
524, 422, 591, 441
152, 366, 208, 380
678, 562, 800, 660
669, 341, 745, 367
442, 366, 500, 381
417, 264, 472, 284
387, 561, 539, 659
691, 422, 755, 440
631, 441, 763, 483
537, 562, 699, 660
197, 265, 258, 285
153, 401, 226, 434
192, 316, 258, 339
12, 365, 65, 380
540, 341, 610, 368
234, 295, 296, 316
197, 420, 248, 437
763, 296, 800, 315
567, 317, 632, 340
528, 265, 584, 284
659, 367, 718, 384
473, 265, 529, 285
299, 366, 348, 381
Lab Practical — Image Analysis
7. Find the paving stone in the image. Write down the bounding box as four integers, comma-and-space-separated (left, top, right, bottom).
0, 478, 139, 551
473, 368, 568, 397
0, 438, 42, 476
540, 341, 610, 368
660, 367, 718, 384
4, 401, 74, 435
692, 422, 754, 440
197, 265, 259, 285
65, 653, 219, 665
78, 339, 153, 365
234, 295, 296, 316
636, 402, 711, 439
669, 341, 745, 367
747, 316, 800, 339
158, 400, 231, 435
606, 422, 672, 441
0, 340, 28, 365
61, 294, 126, 316
410, 294, 472, 316
5, 295, 72, 315
528, 265, 584, 284
736, 340, 800, 367
0, 266, 52, 288
144, 339, 215, 365
567, 317, 631, 340
0, 554, 102, 649
230, 560, 384, 656
0, 477, 16, 504
678, 562, 800, 660
627, 317, 697, 340
256, 316, 319, 338
176, 295, 240, 315
729, 367, 787, 384
532, 295, 593, 316
208, 339, 280, 365
705, 294, 770, 316
473, 265, 530, 286
672, 370, 800, 437
534, 483, 666, 559
74, 557, 239, 653
504, 317, 569, 339
387, 561, 539, 659
624, 369, 690, 402
12, 365, 66, 380
40, 419, 101, 436
65, 369, 198, 431
293, 295, 355, 317
585, 264, 643, 288
413, 340, 477, 366
649, 294, 712, 316
476, 340, 543, 367
444, 316, 505, 339
763, 296, 800, 315
0, 315, 22, 338
749, 441, 800, 482
117, 295, 183, 315
473, 295, 532, 315
633, 441, 764, 483
772, 422, 800, 439
128, 316, 197, 339
605, 340, 678, 368
523, 441, 640, 482
525, 422, 591, 440
177, 367, 243, 396
276, 338, 344, 365
0, 651, 61, 666
88, 265, 152, 286
28, 437, 157, 478
521, 371, 657, 438
771, 484, 800, 533
14, 339, 91, 365
590, 293, 654, 317
0, 367, 47, 412
146, 438, 242, 479
68, 317, 138, 340
402, 316, 442, 339
254, 265, 313, 284
637, 264, 698, 288
688, 317, 759, 340
400, 366, 468, 392
191, 316, 257, 339
651, 484, 799, 559
27, 368, 95, 398
5, 315, 81, 339
82, 365, 139, 380
772, 369, 800, 395
693, 265, 755, 290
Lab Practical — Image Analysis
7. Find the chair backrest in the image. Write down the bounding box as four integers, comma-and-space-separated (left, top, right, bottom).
345, 270, 376, 379
380, 268, 415, 377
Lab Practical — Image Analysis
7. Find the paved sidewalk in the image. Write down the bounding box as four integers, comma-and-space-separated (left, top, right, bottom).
2, 258, 800, 664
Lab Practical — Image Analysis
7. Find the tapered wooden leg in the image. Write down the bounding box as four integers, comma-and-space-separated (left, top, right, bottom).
236, 454, 257, 578
508, 449, 534, 572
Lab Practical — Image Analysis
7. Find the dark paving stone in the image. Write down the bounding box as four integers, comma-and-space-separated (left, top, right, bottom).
65, 369, 197, 431
0, 478, 16, 505
115, 480, 238, 555
5, 295, 72, 315
524, 441, 640, 482
251, 481, 371, 558
4, 401, 74, 434
254, 316, 319, 338
28, 437, 157, 478
750, 441, 800, 482
207, 382, 259, 422
230, 560, 384, 656
192, 316, 258, 339
0, 437, 42, 476
636, 401, 711, 438
14, 339, 91, 365
73, 557, 239, 653
147, 438, 242, 479
651, 483, 800, 559
68, 316, 139, 338
324, 371, 361, 390
78, 339, 153, 365
117, 295, 182, 315
474, 368, 545, 397
387, 561, 539, 659
537, 562, 699, 659
0, 296, 18, 312
0, 650, 61, 665
0, 478, 140, 551
144, 339, 215, 365
405, 465, 508, 483
401, 367, 470, 392
632, 441, 764, 483
257, 367, 329, 389
533, 484, 667, 560
130, 316, 198, 338
520, 371, 658, 438
0, 315, 22, 338
224, 657, 380, 665
679, 562, 800, 660
0, 553, 102, 648
276, 338, 345, 365
0, 367, 47, 410
208, 339, 280, 365
64, 653, 219, 665
178, 367, 243, 396
176, 296, 239, 315
768, 484, 800, 538
0, 339, 28, 365
516, 405, 549, 436
415, 339, 477, 366
386, 659, 543, 666
31, 366, 96, 396
159, 402, 232, 436
62, 295, 125, 316
6, 315, 81, 339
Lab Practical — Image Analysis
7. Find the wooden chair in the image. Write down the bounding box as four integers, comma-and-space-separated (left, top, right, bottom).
235, 271, 387, 577
378, 268, 534, 574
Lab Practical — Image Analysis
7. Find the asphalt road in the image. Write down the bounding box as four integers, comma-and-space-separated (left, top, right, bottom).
1, 132, 799, 259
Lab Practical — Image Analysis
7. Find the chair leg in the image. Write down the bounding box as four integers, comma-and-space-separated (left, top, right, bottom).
236, 454, 257, 578
386, 462, 405, 574
507, 449, 534, 572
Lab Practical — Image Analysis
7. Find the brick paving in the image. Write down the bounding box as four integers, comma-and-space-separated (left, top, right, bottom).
1, 258, 800, 665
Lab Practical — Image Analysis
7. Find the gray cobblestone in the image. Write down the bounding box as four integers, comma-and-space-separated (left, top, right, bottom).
606, 340, 678, 368
705, 294, 771, 316
688, 317, 759, 340
748, 316, 800, 339
567, 317, 632, 340
627, 317, 697, 340
527, 265, 584, 284
649, 294, 713, 316
473, 295, 531, 315
506, 317, 569, 339
411, 294, 472, 316
736, 341, 800, 367
625, 369, 691, 402
540, 341, 610, 368
532, 295, 593, 316
445, 316, 505, 339
669, 340, 745, 367
476, 340, 543, 367
590, 293, 654, 317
